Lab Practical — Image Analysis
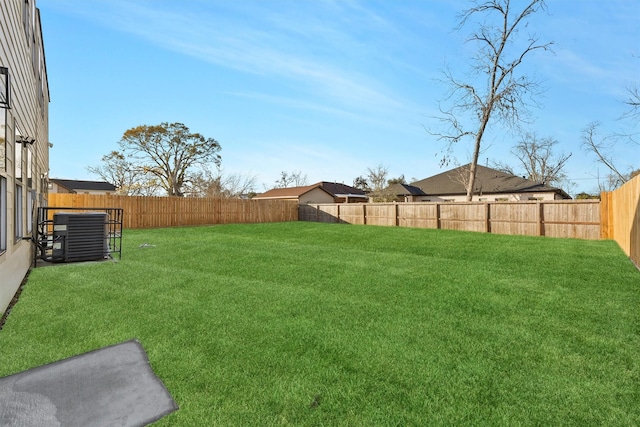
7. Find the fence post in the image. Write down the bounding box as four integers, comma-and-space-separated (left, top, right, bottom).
436, 203, 441, 229
600, 192, 611, 239
363, 204, 367, 225
538, 202, 545, 237
395, 203, 400, 227
485, 203, 491, 233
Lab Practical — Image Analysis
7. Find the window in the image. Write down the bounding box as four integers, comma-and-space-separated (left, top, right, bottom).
27, 146, 33, 188
0, 107, 5, 173
0, 176, 6, 252
15, 184, 23, 240
23, 0, 31, 43
15, 125, 23, 181
27, 189, 35, 235
0, 67, 9, 109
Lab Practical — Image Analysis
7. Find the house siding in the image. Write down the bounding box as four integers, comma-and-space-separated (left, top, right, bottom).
420, 192, 561, 203
299, 188, 335, 204
0, 0, 49, 314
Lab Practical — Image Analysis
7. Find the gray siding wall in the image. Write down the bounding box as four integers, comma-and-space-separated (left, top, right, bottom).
0, 0, 50, 314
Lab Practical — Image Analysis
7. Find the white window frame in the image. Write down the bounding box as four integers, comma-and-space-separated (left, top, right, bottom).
0, 176, 6, 253
15, 183, 23, 241
27, 189, 35, 235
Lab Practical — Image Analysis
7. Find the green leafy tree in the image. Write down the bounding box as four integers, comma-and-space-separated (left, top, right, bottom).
352, 176, 370, 192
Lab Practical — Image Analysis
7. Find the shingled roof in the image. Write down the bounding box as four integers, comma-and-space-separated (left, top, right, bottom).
51, 179, 117, 192
387, 183, 427, 197
254, 183, 333, 199
318, 182, 367, 198
411, 164, 570, 198
256, 182, 366, 200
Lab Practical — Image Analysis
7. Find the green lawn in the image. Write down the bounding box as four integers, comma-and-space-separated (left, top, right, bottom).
1, 222, 638, 426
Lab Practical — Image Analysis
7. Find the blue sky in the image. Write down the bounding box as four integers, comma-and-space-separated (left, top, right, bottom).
38, 0, 639, 195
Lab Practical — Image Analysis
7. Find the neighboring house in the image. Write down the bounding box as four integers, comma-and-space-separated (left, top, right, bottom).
49, 179, 117, 195
254, 181, 367, 204
317, 181, 367, 203
386, 183, 428, 202
411, 164, 571, 202
0, 0, 50, 314
254, 183, 335, 204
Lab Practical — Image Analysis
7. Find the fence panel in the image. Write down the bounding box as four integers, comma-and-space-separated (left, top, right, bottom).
543, 201, 601, 239
365, 204, 397, 227
48, 194, 298, 229
299, 200, 602, 240
489, 203, 539, 236
397, 203, 438, 228
439, 203, 486, 233
339, 204, 366, 225
602, 174, 640, 268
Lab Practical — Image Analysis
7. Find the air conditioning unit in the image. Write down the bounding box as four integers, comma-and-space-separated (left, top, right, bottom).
52, 212, 109, 262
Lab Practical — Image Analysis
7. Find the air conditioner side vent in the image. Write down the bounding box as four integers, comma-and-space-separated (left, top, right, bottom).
52, 212, 109, 262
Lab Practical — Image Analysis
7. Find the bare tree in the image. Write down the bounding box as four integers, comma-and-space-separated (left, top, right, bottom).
431, 0, 552, 201
366, 164, 388, 193
623, 86, 640, 118
497, 133, 571, 186
87, 151, 161, 196
447, 162, 474, 191
186, 167, 257, 198
619, 85, 640, 145
222, 172, 258, 197
365, 164, 397, 202
581, 59, 638, 191
273, 171, 308, 188
581, 122, 633, 191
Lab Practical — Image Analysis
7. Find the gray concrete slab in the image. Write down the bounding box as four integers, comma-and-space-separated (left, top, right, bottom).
0, 339, 178, 426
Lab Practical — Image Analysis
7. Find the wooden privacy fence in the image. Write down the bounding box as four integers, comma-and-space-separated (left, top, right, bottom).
300, 200, 602, 240
48, 194, 298, 229
601, 174, 640, 268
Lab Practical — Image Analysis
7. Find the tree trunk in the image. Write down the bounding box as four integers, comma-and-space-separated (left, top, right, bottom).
466, 108, 491, 201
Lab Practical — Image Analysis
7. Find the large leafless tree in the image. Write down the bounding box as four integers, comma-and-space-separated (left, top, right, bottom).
432, 0, 552, 201
273, 171, 308, 189
364, 164, 400, 202
581, 122, 636, 191
494, 133, 571, 187
186, 167, 257, 198
581, 71, 639, 191
87, 151, 161, 196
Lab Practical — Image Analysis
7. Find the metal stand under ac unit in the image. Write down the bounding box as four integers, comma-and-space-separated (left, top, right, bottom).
34, 207, 123, 265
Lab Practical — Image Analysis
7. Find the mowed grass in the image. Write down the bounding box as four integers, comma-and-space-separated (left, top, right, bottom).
0, 222, 638, 426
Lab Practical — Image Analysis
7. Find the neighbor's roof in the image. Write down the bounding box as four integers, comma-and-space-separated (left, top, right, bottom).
50, 179, 117, 192
255, 181, 367, 200
387, 183, 427, 196
318, 182, 367, 198
411, 164, 571, 198
254, 183, 334, 200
